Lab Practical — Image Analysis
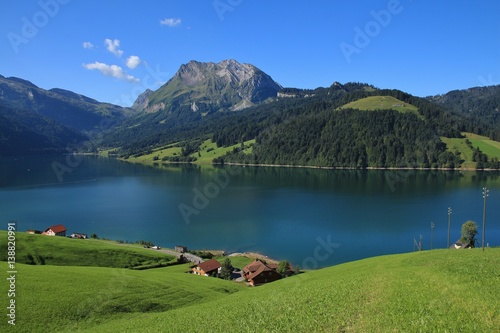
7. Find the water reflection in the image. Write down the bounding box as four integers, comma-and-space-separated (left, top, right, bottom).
0, 156, 499, 267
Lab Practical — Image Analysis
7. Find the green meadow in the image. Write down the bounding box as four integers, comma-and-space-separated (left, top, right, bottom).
79, 249, 500, 333
0, 232, 175, 268
442, 132, 500, 169
122, 138, 255, 166
340, 96, 420, 116
465, 133, 500, 158
1, 229, 498, 333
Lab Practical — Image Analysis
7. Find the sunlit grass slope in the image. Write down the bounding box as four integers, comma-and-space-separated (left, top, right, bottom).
0, 231, 175, 268
442, 132, 500, 169
86, 249, 500, 333
340, 96, 420, 115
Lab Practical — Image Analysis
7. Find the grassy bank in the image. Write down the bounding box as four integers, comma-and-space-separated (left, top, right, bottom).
0, 231, 175, 268
1, 240, 498, 332
84, 248, 500, 333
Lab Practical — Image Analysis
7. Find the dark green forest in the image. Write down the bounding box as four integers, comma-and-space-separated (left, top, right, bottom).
217, 109, 460, 169
109, 85, 500, 169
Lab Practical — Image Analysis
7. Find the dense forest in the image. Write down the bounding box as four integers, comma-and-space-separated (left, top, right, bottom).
428, 85, 500, 140
217, 109, 461, 169
110, 85, 500, 169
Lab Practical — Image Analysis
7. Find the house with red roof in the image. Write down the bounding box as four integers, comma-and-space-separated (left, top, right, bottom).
42, 224, 67, 237
192, 259, 221, 276
241, 259, 283, 286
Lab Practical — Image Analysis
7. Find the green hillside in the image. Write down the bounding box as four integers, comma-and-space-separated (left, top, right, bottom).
1, 231, 498, 333
0, 232, 175, 268
340, 95, 420, 115
466, 133, 500, 158
122, 138, 254, 165
442, 132, 500, 169
4, 263, 244, 332
79, 249, 500, 332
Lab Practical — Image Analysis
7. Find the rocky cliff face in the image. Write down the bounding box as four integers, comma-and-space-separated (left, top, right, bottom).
136, 59, 282, 114
131, 89, 153, 111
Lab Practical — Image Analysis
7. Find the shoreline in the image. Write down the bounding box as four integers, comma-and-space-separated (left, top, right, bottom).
70, 152, 500, 172
228, 251, 279, 264
118, 156, 500, 172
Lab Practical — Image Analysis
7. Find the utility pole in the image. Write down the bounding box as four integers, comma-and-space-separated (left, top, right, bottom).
447, 207, 452, 249
431, 222, 435, 250
482, 187, 489, 251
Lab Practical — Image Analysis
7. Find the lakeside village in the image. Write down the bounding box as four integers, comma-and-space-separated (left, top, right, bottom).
27, 224, 296, 286
29, 222, 477, 286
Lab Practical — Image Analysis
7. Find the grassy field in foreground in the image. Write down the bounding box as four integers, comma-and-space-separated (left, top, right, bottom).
1, 230, 498, 332
84, 249, 500, 333
1, 247, 496, 332
0, 231, 175, 268
1, 263, 244, 332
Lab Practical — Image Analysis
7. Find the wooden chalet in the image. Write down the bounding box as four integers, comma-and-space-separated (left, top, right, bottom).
42, 224, 67, 237
241, 259, 283, 286
192, 259, 221, 276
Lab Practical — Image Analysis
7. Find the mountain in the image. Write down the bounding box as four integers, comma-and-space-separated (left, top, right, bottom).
136, 59, 282, 114
0, 76, 135, 132
114, 80, 472, 169
428, 85, 500, 140
0, 105, 86, 156
131, 89, 153, 112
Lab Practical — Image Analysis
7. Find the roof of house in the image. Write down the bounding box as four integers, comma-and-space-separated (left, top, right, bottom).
45, 224, 67, 233
243, 260, 279, 281
196, 259, 221, 273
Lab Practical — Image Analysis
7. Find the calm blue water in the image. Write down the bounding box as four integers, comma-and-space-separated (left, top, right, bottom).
1, 155, 499, 268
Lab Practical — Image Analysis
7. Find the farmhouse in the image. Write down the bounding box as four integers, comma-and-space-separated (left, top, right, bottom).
42, 224, 67, 237
26, 229, 41, 234
192, 259, 221, 276
241, 259, 283, 286
71, 232, 88, 239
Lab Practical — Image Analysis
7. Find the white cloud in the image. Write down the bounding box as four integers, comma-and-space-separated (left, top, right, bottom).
104, 38, 123, 57
83, 61, 139, 83
82, 41, 94, 49
126, 55, 141, 69
160, 18, 182, 27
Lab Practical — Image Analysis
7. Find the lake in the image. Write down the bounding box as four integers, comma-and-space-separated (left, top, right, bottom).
1, 155, 499, 268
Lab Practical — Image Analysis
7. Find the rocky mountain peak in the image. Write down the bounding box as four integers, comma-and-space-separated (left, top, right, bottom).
138, 59, 282, 114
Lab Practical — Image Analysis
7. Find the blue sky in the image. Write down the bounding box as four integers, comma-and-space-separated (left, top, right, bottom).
1, 0, 499, 106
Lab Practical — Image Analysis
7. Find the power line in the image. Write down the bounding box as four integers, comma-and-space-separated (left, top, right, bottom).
482, 187, 489, 251
447, 207, 452, 249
